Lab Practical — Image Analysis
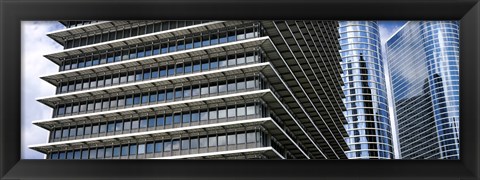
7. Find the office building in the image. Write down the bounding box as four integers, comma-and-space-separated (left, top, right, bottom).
338, 21, 395, 159
29, 21, 350, 159
385, 21, 460, 159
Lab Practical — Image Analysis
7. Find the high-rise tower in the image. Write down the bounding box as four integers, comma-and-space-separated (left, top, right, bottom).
338, 21, 395, 159
386, 21, 460, 159
30, 21, 350, 159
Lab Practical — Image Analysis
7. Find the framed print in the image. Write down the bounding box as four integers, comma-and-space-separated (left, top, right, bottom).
1, 0, 479, 179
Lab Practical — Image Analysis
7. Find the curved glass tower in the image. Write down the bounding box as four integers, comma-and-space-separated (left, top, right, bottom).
386, 21, 460, 159
338, 21, 394, 159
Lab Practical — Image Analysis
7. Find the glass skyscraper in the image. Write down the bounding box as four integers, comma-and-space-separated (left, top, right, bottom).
338, 21, 395, 159
386, 21, 460, 159
29, 21, 350, 159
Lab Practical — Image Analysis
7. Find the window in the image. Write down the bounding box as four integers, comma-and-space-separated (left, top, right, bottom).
166, 90, 173, 100
92, 124, 99, 134
66, 151, 74, 159
84, 125, 91, 135
139, 118, 148, 128
156, 115, 165, 126
228, 107, 236, 118
218, 83, 227, 93
81, 149, 89, 159
172, 139, 180, 150
174, 113, 181, 124
165, 115, 172, 125
115, 121, 123, 131
191, 111, 199, 122
228, 80, 236, 91
209, 110, 217, 120
183, 87, 191, 98
208, 136, 217, 147
199, 137, 208, 148
141, 93, 149, 104
113, 146, 121, 157
148, 117, 156, 127
107, 122, 115, 132
247, 105, 255, 115
237, 106, 246, 116
138, 144, 146, 154
77, 126, 84, 136
200, 111, 208, 121
175, 88, 182, 99
247, 132, 256, 143
97, 148, 105, 158
131, 119, 139, 129
218, 135, 226, 146
201, 85, 209, 95
99, 123, 107, 133
181, 139, 189, 150
62, 128, 69, 138
164, 141, 172, 152
193, 61, 201, 72
121, 145, 129, 156
182, 113, 190, 123
190, 138, 198, 149
237, 133, 246, 144
228, 134, 236, 145
123, 121, 131, 130
105, 147, 113, 158
155, 141, 163, 153
69, 128, 76, 137
129, 144, 137, 155
146, 142, 154, 154
192, 85, 200, 96
89, 149, 97, 159
74, 150, 81, 159
218, 108, 227, 119
158, 90, 165, 101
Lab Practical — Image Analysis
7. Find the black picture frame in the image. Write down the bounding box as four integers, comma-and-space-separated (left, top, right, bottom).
1, 0, 479, 179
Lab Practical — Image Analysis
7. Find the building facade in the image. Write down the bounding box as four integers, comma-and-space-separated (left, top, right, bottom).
385, 21, 460, 159
338, 21, 395, 159
30, 21, 350, 159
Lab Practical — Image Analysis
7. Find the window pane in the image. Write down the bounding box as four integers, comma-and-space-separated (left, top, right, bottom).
247, 132, 256, 143
218, 135, 226, 146
164, 141, 171, 152
129, 144, 137, 155
165, 115, 172, 125
139, 118, 147, 128
237, 133, 246, 144
208, 136, 217, 147
131, 119, 139, 129
113, 146, 120, 157
115, 121, 123, 131
121, 145, 129, 156
148, 117, 156, 127
156, 116, 165, 126
172, 140, 180, 150
199, 137, 207, 148
138, 144, 146, 154
146, 142, 154, 154
218, 108, 226, 119
237, 106, 246, 116
182, 114, 190, 123
209, 110, 217, 120
105, 147, 113, 158
228, 134, 236, 145
190, 138, 198, 149
181, 139, 189, 150
155, 141, 163, 152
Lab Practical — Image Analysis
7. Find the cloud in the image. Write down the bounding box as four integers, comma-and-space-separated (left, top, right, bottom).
21, 21, 64, 159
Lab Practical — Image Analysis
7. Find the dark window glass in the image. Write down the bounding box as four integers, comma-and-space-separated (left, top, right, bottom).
165, 115, 172, 125
191, 111, 199, 122
208, 136, 217, 147
146, 142, 154, 154
66, 151, 74, 159
164, 141, 171, 152
158, 90, 165, 101
166, 90, 173, 100
148, 117, 156, 127
107, 122, 115, 132
174, 113, 181, 124
139, 118, 148, 128
129, 144, 137, 155
105, 147, 113, 158
182, 113, 190, 123
156, 115, 165, 126
138, 144, 146, 154
155, 141, 163, 152
190, 138, 198, 149
121, 145, 128, 156
199, 137, 208, 148
113, 146, 120, 157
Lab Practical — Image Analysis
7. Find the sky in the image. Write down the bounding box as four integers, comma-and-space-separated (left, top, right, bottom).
21, 21, 405, 159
